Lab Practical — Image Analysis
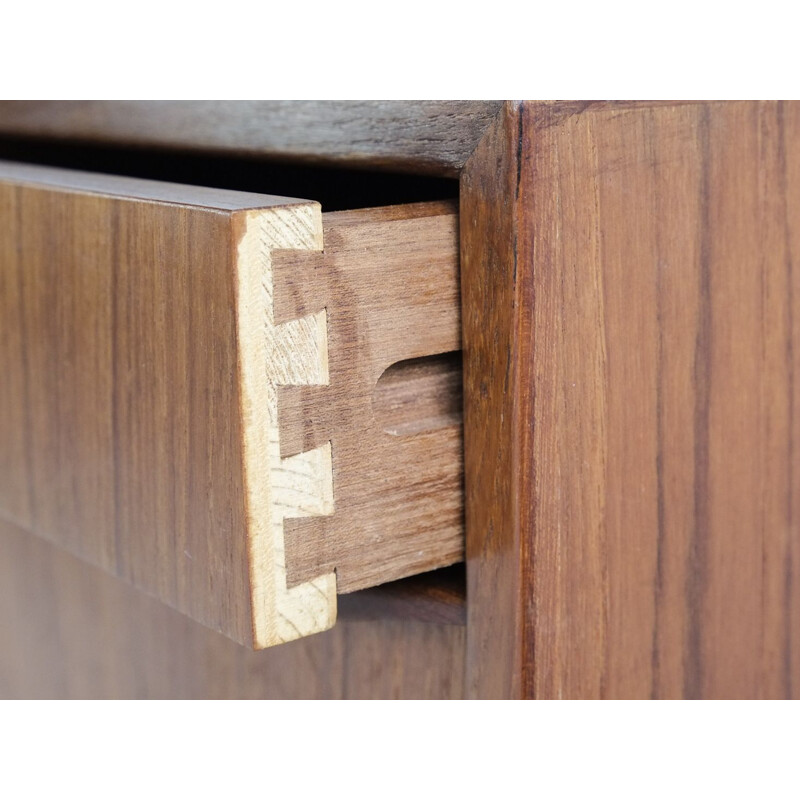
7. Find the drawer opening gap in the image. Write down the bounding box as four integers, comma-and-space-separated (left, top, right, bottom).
0, 136, 458, 212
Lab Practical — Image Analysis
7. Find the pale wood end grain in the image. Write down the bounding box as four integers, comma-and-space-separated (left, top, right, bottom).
0, 162, 336, 648
0, 162, 465, 650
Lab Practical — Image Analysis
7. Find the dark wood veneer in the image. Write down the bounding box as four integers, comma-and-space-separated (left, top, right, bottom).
2, 100, 799, 698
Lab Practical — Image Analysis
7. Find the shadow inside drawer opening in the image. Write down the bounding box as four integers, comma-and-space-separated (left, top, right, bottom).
0, 136, 458, 211
0, 135, 467, 621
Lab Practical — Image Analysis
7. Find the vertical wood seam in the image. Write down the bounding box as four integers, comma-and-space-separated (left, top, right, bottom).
685, 103, 712, 699
777, 100, 796, 698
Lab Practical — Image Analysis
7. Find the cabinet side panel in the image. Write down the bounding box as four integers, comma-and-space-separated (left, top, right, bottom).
463, 100, 800, 698
521, 101, 800, 698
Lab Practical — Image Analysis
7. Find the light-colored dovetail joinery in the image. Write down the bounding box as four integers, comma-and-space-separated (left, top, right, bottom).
235, 205, 336, 648
271, 202, 463, 595
0, 162, 464, 651
0, 161, 336, 649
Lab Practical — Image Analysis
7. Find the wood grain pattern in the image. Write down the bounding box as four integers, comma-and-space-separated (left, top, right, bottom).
460, 105, 525, 699
5, 99, 797, 699
234, 203, 335, 648
273, 202, 463, 591
0, 162, 336, 649
0, 161, 464, 651
0, 517, 464, 699
373, 351, 462, 437
462, 100, 800, 699
0, 101, 503, 177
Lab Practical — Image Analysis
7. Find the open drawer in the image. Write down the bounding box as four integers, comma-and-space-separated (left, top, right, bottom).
0, 161, 463, 649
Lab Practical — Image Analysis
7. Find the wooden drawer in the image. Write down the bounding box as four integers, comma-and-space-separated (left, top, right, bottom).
0, 161, 462, 649
2, 102, 800, 700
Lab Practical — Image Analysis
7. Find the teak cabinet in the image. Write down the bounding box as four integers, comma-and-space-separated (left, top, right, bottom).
0, 101, 798, 699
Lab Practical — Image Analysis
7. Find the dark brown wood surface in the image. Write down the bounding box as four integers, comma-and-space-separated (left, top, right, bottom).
0, 101, 503, 177
0, 162, 464, 650
460, 104, 526, 699
0, 518, 464, 699
2, 100, 799, 698
0, 162, 266, 647
462, 100, 800, 699
274, 202, 463, 592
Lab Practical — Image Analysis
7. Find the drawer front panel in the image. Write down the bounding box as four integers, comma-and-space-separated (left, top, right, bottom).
0, 162, 462, 648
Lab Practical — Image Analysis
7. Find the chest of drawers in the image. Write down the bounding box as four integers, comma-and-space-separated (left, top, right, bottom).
0, 101, 798, 699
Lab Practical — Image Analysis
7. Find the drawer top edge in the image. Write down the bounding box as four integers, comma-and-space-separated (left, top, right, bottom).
0, 160, 315, 213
